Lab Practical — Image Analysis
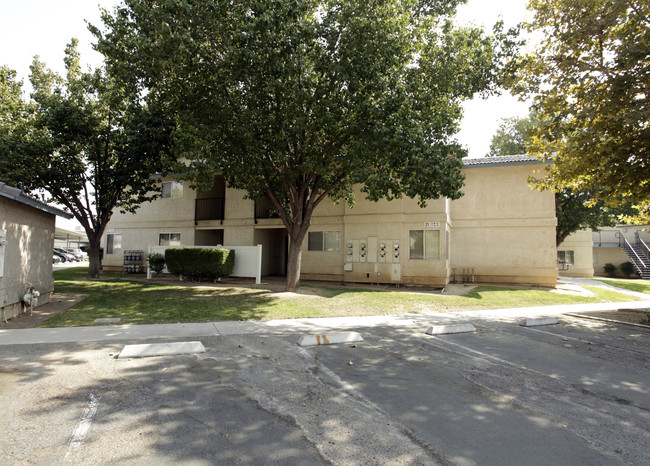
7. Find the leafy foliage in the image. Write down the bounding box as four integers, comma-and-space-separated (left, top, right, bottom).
619, 261, 636, 279
94, 0, 518, 290
0, 41, 176, 277
487, 114, 538, 156
147, 253, 166, 274
515, 0, 650, 222
165, 248, 235, 281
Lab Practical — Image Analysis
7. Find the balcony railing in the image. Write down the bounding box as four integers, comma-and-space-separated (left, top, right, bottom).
254, 197, 280, 223
195, 197, 225, 225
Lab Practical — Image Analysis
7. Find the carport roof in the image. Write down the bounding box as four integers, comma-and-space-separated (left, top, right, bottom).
0, 182, 73, 219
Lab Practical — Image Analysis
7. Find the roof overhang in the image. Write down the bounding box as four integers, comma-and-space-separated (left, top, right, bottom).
0, 182, 73, 219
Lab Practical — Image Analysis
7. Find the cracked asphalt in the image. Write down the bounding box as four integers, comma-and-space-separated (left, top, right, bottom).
1, 314, 649, 465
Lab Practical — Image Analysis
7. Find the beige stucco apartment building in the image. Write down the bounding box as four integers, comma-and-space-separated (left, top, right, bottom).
0, 182, 72, 321
101, 155, 559, 287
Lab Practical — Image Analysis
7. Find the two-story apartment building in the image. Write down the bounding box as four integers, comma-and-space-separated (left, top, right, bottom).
101, 155, 559, 287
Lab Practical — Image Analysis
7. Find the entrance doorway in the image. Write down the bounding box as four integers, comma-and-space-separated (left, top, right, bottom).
254, 228, 288, 276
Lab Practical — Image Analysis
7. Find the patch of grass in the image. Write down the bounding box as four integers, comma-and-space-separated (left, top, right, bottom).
43, 268, 641, 327
593, 278, 650, 295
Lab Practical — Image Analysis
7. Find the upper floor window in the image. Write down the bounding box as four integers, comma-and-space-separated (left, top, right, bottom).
162, 181, 183, 199
409, 230, 440, 260
308, 231, 340, 252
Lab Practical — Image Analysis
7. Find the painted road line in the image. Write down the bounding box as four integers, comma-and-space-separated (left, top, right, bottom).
63, 393, 101, 461
425, 323, 476, 335
297, 332, 364, 347
520, 317, 560, 327
118, 341, 206, 359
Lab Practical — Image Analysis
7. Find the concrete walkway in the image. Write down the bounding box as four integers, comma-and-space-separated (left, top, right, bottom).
1, 298, 649, 346
1, 276, 648, 346
558, 276, 650, 300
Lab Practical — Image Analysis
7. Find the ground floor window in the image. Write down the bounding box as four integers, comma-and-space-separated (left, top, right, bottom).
557, 250, 574, 265
308, 231, 340, 252
409, 230, 440, 260
159, 233, 181, 246
107, 234, 122, 254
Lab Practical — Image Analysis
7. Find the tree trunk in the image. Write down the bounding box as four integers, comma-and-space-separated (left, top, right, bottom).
87, 234, 103, 279
286, 232, 306, 292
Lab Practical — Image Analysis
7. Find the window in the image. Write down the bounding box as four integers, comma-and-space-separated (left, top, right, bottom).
409, 230, 440, 260
162, 181, 183, 198
308, 231, 340, 252
159, 233, 181, 246
107, 234, 122, 255
557, 250, 574, 265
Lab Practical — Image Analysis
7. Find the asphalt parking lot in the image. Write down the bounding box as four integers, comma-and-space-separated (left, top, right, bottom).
1, 313, 649, 465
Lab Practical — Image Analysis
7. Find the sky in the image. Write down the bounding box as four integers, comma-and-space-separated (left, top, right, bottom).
1, 0, 532, 228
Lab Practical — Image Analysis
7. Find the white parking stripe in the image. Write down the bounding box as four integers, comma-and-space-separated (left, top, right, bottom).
63, 393, 101, 462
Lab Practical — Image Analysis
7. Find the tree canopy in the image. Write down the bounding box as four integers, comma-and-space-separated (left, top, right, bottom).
515, 0, 650, 222
487, 114, 538, 156
0, 40, 175, 277
94, 0, 518, 290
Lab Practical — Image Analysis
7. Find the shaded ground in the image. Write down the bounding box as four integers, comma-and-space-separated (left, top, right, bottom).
570, 308, 650, 326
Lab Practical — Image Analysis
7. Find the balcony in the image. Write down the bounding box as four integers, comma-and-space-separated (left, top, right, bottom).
254, 197, 280, 223
195, 197, 225, 225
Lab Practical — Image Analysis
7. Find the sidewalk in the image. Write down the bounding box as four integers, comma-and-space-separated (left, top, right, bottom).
1, 298, 649, 346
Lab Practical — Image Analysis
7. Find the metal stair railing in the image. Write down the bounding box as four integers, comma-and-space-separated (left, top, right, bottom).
621, 235, 648, 276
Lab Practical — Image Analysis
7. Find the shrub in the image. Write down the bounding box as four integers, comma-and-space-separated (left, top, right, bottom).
619, 261, 636, 279
148, 253, 166, 274
165, 248, 235, 281
603, 263, 617, 277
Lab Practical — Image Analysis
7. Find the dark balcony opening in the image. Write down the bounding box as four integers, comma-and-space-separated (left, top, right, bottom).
195, 176, 226, 224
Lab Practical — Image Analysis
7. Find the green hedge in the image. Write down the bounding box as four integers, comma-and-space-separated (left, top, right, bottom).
165, 248, 235, 281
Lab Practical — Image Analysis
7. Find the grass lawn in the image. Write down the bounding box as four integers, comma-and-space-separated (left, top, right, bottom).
593, 277, 650, 294
44, 267, 641, 327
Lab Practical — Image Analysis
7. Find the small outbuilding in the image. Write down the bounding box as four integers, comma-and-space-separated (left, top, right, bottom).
0, 182, 72, 323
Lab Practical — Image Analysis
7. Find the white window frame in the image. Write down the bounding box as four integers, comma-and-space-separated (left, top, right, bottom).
308, 231, 340, 252
106, 233, 123, 255
159, 232, 182, 246
557, 250, 574, 265
409, 230, 441, 260
162, 181, 183, 199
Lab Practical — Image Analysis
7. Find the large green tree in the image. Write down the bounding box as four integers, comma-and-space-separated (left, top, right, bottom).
487, 114, 636, 245
515, 0, 650, 221
487, 114, 538, 156
94, 0, 517, 291
0, 41, 175, 278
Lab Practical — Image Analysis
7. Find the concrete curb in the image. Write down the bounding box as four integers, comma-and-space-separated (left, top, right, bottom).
118, 341, 206, 359
520, 317, 560, 327
297, 332, 364, 347
425, 323, 476, 335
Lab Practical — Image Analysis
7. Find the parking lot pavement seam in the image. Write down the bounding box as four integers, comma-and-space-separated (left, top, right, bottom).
295, 346, 449, 464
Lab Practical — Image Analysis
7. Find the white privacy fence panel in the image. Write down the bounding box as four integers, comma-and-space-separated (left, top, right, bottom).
147, 244, 262, 284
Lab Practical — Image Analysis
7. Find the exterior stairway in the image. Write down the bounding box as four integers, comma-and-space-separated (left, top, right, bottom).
622, 242, 650, 278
